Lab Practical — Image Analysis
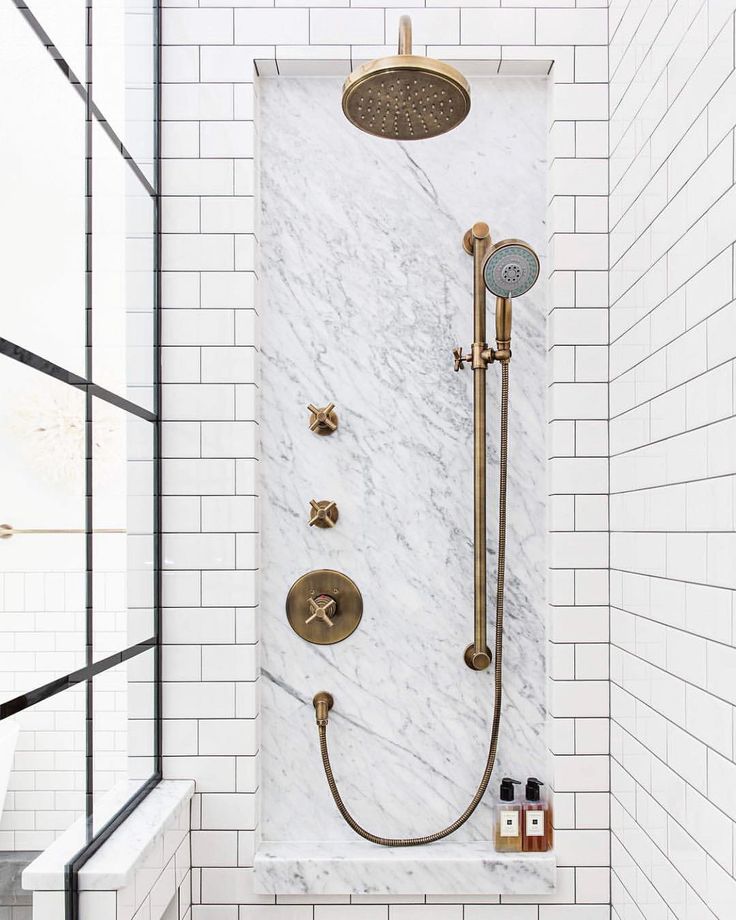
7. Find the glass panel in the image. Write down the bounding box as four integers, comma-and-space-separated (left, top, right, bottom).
0, 3, 86, 374
0, 358, 86, 707
23, 0, 87, 88
92, 398, 154, 661
93, 0, 155, 184
92, 648, 155, 833
0, 686, 86, 852
92, 118, 155, 410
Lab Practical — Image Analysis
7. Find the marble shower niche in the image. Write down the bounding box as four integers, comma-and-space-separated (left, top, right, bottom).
256, 75, 553, 895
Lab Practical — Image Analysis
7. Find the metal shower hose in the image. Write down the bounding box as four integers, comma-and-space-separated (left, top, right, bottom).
316, 361, 510, 846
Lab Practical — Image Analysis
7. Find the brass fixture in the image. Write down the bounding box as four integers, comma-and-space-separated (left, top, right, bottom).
308, 402, 338, 435
313, 691, 334, 726
308, 499, 339, 528
464, 221, 493, 672
0, 524, 125, 539
306, 595, 337, 626
311, 221, 540, 846
286, 569, 362, 645
341, 15, 470, 141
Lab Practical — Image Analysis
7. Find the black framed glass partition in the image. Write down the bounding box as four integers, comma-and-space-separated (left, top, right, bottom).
0, 2, 160, 918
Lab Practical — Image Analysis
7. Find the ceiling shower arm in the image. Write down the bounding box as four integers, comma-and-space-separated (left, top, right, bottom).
398, 15, 412, 54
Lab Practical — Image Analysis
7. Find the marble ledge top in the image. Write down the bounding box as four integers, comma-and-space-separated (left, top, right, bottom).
23, 780, 194, 892
255, 841, 556, 895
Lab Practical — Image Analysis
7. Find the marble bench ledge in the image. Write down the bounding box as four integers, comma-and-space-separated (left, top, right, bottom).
255, 840, 556, 896
23, 780, 194, 892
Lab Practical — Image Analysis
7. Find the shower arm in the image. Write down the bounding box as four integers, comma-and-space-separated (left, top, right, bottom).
398, 15, 412, 55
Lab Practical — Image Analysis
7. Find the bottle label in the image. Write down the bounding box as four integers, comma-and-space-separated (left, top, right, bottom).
525, 809, 545, 837
499, 809, 519, 837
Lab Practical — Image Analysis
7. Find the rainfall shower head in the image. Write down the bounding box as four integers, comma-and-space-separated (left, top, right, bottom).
341, 16, 471, 141
482, 239, 540, 299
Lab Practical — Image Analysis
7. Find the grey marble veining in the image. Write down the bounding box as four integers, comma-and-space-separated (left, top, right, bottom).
259, 76, 548, 847
255, 841, 556, 895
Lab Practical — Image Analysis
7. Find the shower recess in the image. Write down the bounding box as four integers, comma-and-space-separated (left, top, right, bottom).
306, 222, 540, 846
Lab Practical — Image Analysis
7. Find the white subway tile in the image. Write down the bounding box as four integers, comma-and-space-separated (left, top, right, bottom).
389, 908, 462, 920
201, 347, 257, 384
201, 421, 258, 458
200, 719, 258, 756
461, 9, 535, 44
200, 46, 261, 82
163, 310, 235, 346
550, 680, 609, 717
310, 9, 385, 43
202, 571, 258, 607
537, 8, 606, 44
164, 459, 235, 495
164, 682, 235, 719
386, 9, 459, 44
201, 122, 255, 159
164, 9, 234, 45
164, 160, 234, 197
552, 84, 608, 121
162, 346, 201, 384
162, 46, 200, 83
552, 233, 608, 271
202, 645, 258, 681
549, 383, 608, 420
574, 47, 607, 83
686, 684, 733, 757
165, 608, 235, 645
163, 84, 234, 121
163, 385, 235, 422
235, 10, 309, 44
576, 122, 608, 158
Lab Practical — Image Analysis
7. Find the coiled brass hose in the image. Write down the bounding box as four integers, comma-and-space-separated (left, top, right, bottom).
314, 361, 510, 846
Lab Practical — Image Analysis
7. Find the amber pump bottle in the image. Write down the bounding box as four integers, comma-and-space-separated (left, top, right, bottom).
522, 777, 553, 852
494, 777, 522, 852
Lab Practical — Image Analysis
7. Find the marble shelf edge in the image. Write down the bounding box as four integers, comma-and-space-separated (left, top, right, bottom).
254, 841, 556, 895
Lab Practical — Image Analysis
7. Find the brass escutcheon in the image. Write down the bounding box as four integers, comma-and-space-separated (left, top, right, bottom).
286, 569, 363, 645
308, 403, 338, 435
309, 499, 339, 528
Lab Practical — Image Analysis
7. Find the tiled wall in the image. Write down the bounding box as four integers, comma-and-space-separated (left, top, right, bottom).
159, 3, 611, 917
608, 0, 736, 916
0, 565, 129, 851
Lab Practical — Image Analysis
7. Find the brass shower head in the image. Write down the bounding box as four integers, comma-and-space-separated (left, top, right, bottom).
341, 16, 471, 140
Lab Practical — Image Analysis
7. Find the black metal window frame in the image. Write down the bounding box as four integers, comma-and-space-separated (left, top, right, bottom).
0, 3, 162, 919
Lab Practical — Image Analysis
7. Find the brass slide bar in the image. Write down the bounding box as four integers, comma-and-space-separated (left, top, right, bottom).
465, 221, 493, 671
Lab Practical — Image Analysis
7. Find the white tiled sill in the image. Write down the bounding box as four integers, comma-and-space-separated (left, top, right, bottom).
23, 780, 193, 920
255, 840, 556, 895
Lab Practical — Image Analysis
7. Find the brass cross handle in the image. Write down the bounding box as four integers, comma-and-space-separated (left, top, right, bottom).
309, 500, 339, 528
305, 595, 336, 627
452, 347, 471, 371
308, 403, 338, 434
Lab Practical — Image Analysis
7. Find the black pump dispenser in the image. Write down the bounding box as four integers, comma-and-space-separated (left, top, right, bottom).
500, 777, 520, 802
525, 777, 544, 802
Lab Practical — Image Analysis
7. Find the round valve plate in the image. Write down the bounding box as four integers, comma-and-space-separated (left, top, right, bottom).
286, 569, 363, 645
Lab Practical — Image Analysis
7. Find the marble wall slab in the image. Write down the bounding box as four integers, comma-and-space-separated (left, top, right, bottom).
259, 76, 547, 844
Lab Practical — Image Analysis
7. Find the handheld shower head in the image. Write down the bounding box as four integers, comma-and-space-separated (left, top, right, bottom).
482, 239, 539, 299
